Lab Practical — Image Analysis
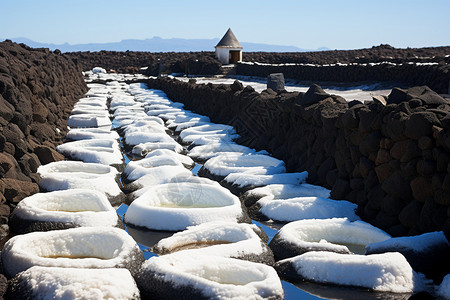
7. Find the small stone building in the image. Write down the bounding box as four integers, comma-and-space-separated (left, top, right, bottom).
215, 28, 243, 65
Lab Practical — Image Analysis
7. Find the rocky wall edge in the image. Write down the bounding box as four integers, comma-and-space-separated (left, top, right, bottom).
0, 40, 88, 238
145, 76, 450, 239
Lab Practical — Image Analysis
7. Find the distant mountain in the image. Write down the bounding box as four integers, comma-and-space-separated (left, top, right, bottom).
5, 37, 328, 53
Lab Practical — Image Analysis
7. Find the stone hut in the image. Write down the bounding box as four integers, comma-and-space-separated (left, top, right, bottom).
215, 28, 243, 65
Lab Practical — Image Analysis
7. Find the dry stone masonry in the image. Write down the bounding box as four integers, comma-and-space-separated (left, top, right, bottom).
145, 77, 450, 239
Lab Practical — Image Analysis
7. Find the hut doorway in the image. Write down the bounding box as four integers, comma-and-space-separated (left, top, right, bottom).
229, 50, 241, 64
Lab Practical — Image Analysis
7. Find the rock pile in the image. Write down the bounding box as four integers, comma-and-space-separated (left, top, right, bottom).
146, 76, 450, 239
0, 40, 87, 237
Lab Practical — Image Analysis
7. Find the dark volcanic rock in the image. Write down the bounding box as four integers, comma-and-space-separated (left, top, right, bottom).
0, 40, 87, 230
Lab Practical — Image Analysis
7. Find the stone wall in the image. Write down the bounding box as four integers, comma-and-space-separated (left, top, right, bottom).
236, 62, 450, 94
0, 41, 87, 237
145, 76, 450, 239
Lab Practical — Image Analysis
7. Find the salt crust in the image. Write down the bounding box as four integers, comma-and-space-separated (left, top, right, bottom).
280, 251, 425, 293
365, 231, 450, 253
153, 221, 265, 257
12, 189, 119, 227
181, 133, 240, 146
179, 124, 236, 140
65, 128, 119, 141
67, 114, 112, 128
125, 164, 191, 184
56, 139, 123, 165
124, 182, 243, 230
124, 132, 175, 146
37, 161, 122, 198
203, 153, 286, 177
258, 196, 359, 222
9, 266, 140, 299
2, 227, 141, 278
224, 172, 308, 187
144, 148, 194, 168
276, 218, 390, 254
188, 142, 256, 161
131, 174, 219, 198
140, 253, 284, 299
245, 183, 331, 200
132, 141, 184, 156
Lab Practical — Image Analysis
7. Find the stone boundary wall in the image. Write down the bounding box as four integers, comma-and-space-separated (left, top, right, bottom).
145, 76, 450, 239
236, 62, 450, 94
0, 41, 87, 237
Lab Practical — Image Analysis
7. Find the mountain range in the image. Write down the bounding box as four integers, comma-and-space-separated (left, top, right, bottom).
5, 37, 329, 53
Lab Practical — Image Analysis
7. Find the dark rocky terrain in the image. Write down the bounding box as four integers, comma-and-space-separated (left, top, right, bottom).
0, 40, 87, 239
242, 44, 450, 65
65, 51, 222, 76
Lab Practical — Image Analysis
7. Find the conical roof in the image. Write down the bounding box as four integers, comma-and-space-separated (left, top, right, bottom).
215, 28, 242, 49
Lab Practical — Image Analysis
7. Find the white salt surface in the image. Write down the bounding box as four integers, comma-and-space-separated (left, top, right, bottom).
56, 139, 123, 165
141, 253, 284, 299
125, 132, 174, 146
70, 106, 108, 116
127, 166, 194, 192
2, 227, 140, 278
124, 158, 185, 181
437, 274, 450, 299
144, 149, 194, 168
153, 222, 266, 259
258, 196, 359, 222
245, 183, 331, 200
12, 266, 140, 300
277, 218, 390, 254
65, 128, 119, 141
188, 142, 256, 161
224, 172, 308, 187
37, 161, 122, 198
179, 124, 236, 139
281, 251, 425, 293
131, 175, 221, 198
181, 133, 240, 146
366, 231, 450, 253
12, 189, 119, 227
132, 141, 184, 156
122, 118, 165, 131
67, 114, 112, 128
125, 182, 244, 231
204, 153, 286, 177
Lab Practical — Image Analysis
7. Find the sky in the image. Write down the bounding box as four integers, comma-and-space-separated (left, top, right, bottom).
1, 0, 449, 50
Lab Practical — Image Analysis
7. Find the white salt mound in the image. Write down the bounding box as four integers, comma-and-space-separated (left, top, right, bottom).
12, 189, 119, 228
56, 139, 123, 165
124, 182, 244, 231
224, 172, 308, 187
365, 231, 450, 253
153, 221, 267, 260
281, 251, 425, 293
10, 266, 140, 299
276, 218, 390, 254
204, 153, 286, 177
65, 128, 119, 141
37, 161, 122, 199
139, 253, 284, 299
1, 227, 142, 278
258, 196, 359, 222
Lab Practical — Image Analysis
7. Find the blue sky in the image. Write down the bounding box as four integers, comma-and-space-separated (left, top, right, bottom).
2, 0, 449, 50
